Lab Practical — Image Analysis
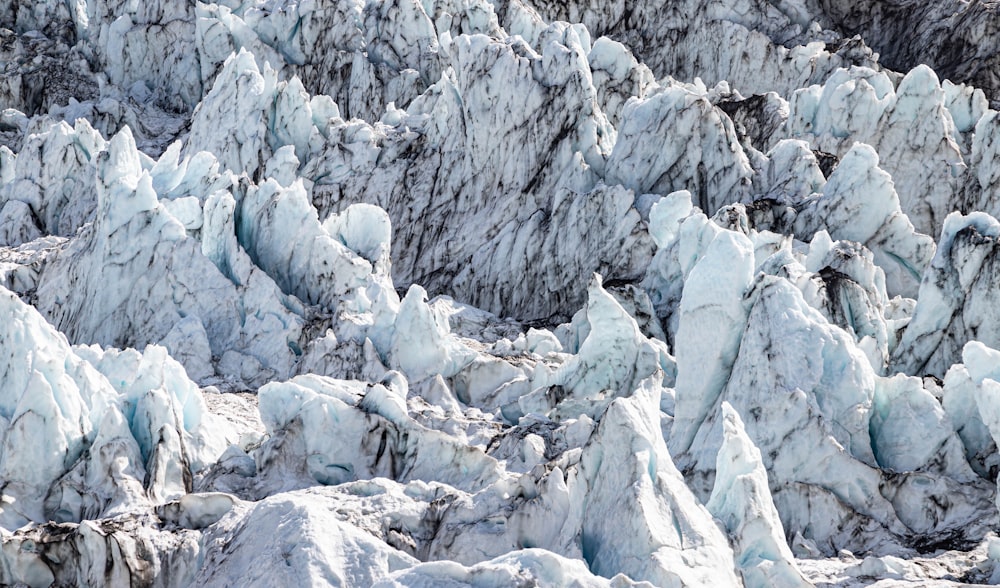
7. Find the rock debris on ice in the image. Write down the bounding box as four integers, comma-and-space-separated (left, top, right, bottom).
6, 0, 1000, 586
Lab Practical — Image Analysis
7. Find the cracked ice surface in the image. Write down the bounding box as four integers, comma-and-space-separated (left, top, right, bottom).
7, 0, 1000, 586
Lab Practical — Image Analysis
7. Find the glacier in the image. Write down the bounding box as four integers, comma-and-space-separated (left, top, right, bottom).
6, 0, 1000, 585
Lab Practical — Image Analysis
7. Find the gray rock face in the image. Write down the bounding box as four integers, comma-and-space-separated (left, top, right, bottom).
808, 0, 1000, 97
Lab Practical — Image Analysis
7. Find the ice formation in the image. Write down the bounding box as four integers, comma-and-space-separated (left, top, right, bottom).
6, 0, 1000, 585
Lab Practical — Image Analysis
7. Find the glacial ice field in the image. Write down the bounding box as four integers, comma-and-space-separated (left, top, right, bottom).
8, 0, 1000, 586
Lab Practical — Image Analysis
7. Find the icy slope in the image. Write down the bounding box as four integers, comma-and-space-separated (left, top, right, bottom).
7, 0, 1000, 586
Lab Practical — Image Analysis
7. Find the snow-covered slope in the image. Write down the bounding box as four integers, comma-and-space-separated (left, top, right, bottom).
5, 0, 1000, 586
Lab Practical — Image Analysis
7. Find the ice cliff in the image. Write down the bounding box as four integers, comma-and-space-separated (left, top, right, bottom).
6, 0, 1000, 585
